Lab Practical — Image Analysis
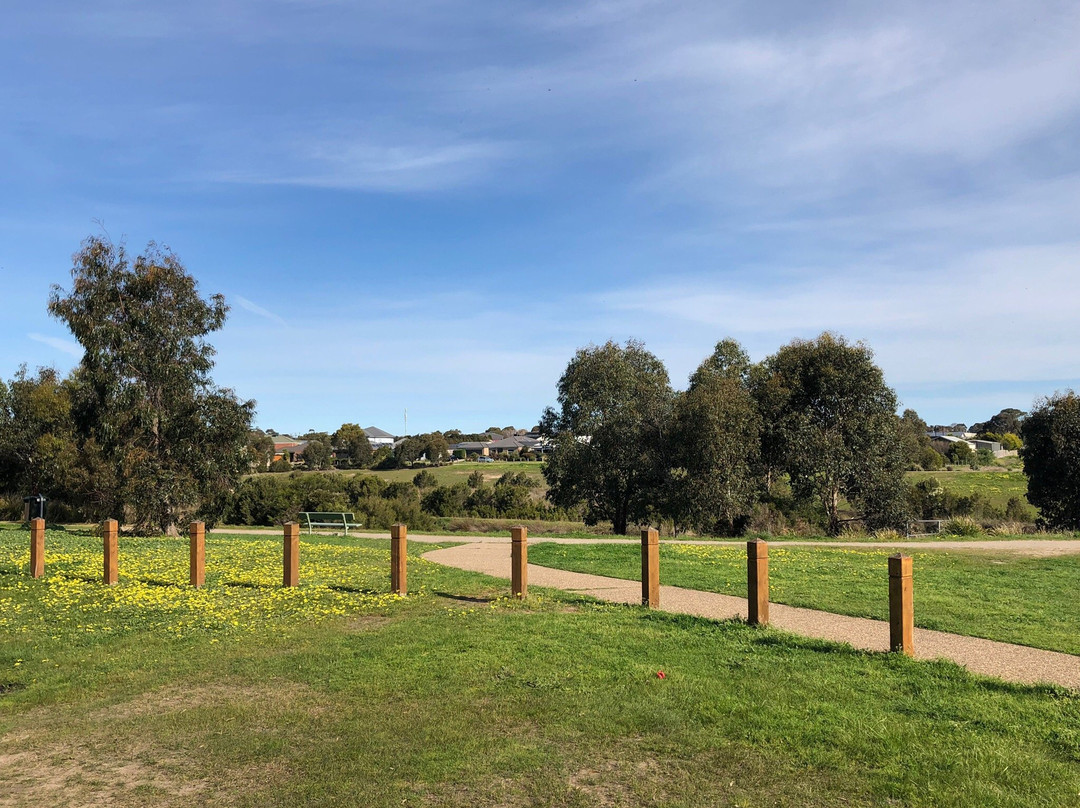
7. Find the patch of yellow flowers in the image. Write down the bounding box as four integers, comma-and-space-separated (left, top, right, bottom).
0, 529, 434, 640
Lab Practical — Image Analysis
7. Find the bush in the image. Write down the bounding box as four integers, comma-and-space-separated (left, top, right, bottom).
919, 447, 945, 470
872, 527, 904, 541
1000, 432, 1022, 451
942, 516, 983, 536
413, 470, 438, 489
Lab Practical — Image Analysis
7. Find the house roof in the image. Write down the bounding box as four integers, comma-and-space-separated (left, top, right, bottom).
363, 426, 395, 439
450, 441, 491, 451
488, 435, 541, 450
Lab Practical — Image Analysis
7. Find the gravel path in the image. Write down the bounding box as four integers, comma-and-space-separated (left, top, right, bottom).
423, 541, 1080, 689
211, 528, 1080, 557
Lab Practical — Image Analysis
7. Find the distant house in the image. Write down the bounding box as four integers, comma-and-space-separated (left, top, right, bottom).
487, 435, 547, 455
363, 426, 396, 449
449, 440, 492, 457
272, 436, 306, 461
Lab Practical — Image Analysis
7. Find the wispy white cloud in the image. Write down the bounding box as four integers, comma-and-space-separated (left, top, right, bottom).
233, 295, 287, 325
28, 333, 81, 357
211, 136, 517, 193
600, 241, 1080, 388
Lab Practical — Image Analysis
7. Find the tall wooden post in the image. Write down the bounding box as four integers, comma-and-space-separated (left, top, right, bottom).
511, 525, 527, 599
641, 528, 659, 608
390, 523, 407, 595
747, 539, 769, 626
889, 554, 914, 655
189, 521, 205, 588
283, 522, 299, 587
29, 517, 45, 579
102, 519, 118, 585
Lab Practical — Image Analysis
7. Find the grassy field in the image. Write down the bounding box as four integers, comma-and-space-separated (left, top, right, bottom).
259, 460, 547, 488
3, 528, 1080, 806
528, 542, 1080, 656
906, 469, 1030, 510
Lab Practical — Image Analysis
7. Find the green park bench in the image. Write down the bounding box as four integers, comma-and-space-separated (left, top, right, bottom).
296, 512, 362, 535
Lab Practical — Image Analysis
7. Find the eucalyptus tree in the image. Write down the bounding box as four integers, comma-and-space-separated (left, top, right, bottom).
667, 339, 762, 536
541, 340, 673, 534
755, 333, 907, 535
1021, 391, 1080, 530
49, 235, 254, 534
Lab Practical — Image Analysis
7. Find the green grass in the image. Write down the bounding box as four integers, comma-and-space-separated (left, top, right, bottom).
906, 469, 1029, 510
528, 542, 1080, 656
4, 527, 1080, 806
259, 460, 547, 488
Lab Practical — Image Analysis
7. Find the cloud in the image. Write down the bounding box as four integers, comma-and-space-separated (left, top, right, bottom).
233, 296, 287, 325
599, 240, 1080, 389
209, 134, 518, 193
28, 333, 82, 357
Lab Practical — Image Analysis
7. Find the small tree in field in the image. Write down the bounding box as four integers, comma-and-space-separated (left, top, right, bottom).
49, 235, 254, 534
1021, 391, 1080, 530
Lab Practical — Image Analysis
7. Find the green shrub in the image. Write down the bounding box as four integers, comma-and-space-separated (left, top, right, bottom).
942, 516, 983, 536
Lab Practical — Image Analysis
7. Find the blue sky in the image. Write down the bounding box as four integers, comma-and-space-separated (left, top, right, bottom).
3, 1, 1079, 435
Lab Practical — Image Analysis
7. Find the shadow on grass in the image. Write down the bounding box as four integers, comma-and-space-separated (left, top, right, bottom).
328, 584, 381, 595
137, 577, 185, 588
434, 592, 499, 603
224, 580, 275, 590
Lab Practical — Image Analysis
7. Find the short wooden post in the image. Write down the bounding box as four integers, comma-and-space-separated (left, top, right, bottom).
889, 554, 914, 656
102, 519, 118, 585
390, 523, 407, 595
747, 539, 769, 626
189, 521, 205, 588
29, 517, 45, 579
641, 528, 659, 607
511, 525, 527, 599
283, 522, 299, 587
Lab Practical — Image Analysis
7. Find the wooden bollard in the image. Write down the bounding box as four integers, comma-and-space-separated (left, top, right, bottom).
511, 525, 527, 599
747, 539, 769, 626
889, 554, 914, 656
390, 523, 407, 595
190, 521, 205, 588
29, 517, 45, 579
103, 519, 118, 585
283, 522, 299, 587
641, 528, 659, 607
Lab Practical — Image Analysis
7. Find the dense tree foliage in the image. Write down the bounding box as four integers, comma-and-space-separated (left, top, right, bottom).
753, 334, 907, 534
972, 408, 1026, 438
48, 236, 253, 534
0, 367, 79, 502
332, 423, 373, 468
667, 340, 762, 535
541, 340, 673, 534
1020, 392, 1080, 529
897, 409, 935, 470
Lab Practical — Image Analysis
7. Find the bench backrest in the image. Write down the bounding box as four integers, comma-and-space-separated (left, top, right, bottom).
298, 512, 355, 523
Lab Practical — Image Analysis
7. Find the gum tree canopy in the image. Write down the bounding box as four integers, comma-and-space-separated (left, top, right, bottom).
1021, 391, 1080, 530
48, 235, 254, 535
541, 340, 673, 535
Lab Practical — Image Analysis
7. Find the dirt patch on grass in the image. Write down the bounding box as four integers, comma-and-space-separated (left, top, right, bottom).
344, 614, 395, 633
96, 678, 325, 722
0, 679, 329, 808
0, 744, 207, 808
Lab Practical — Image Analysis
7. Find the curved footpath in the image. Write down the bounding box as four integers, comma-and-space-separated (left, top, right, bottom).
211, 529, 1080, 557
422, 541, 1080, 690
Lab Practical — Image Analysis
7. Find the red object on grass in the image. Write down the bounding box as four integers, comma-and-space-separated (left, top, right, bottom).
657, 671, 666, 679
